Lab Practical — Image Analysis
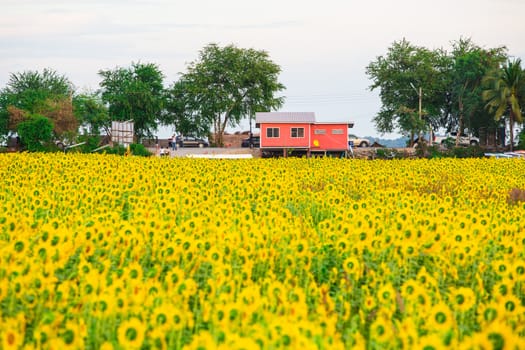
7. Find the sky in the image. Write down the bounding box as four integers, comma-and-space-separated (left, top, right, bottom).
1, 0, 524, 139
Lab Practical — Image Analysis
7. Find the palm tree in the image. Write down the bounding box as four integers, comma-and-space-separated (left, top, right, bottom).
482, 58, 524, 151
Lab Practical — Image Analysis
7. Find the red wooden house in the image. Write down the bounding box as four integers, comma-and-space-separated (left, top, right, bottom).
255, 112, 354, 156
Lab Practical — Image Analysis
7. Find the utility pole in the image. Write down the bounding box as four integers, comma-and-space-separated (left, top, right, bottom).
410, 83, 431, 144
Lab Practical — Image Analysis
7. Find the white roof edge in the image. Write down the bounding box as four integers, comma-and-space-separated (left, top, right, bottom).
255, 112, 316, 123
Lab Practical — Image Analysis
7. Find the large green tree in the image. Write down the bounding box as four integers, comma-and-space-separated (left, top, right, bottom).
73, 91, 110, 136
98, 62, 166, 140
446, 38, 506, 145
0, 69, 76, 139
366, 39, 449, 144
167, 43, 285, 146
482, 58, 524, 151
165, 78, 211, 138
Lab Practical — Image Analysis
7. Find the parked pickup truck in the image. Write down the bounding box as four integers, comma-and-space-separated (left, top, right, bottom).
433, 132, 479, 146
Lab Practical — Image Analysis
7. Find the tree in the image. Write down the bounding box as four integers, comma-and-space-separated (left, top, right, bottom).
17, 115, 54, 152
482, 58, 524, 151
73, 92, 110, 136
0, 69, 76, 138
165, 77, 211, 137
98, 62, 166, 140
446, 38, 506, 145
366, 39, 449, 144
167, 43, 285, 146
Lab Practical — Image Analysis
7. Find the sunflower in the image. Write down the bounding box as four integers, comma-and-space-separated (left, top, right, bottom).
477, 302, 500, 327
1, 326, 23, 350
342, 256, 361, 277
377, 283, 396, 306
61, 325, 82, 349
510, 260, 525, 282
99, 342, 115, 350
492, 260, 510, 278
401, 279, 420, 300
369, 316, 394, 344
402, 242, 418, 258
117, 317, 145, 349
493, 280, 511, 300
187, 330, 216, 350
427, 302, 455, 332
395, 317, 419, 349
362, 295, 377, 311
497, 294, 523, 318
151, 307, 169, 328
475, 321, 520, 350
417, 333, 444, 350
450, 287, 476, 313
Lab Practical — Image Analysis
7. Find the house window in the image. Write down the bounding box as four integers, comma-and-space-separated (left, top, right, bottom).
266, 127, 280, 138
314, 129, 326, 135
291, 127, 304, 138
331, 129, 344, 135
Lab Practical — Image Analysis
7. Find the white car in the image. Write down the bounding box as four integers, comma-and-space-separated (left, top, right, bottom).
433, 132, 479, 146
348, 135, 370, 148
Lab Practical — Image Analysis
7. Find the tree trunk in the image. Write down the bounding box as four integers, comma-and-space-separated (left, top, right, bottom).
217, 113, 231, 147
457, 96, 464, 147
509, 112, 515, 152
457, 83, 468, 147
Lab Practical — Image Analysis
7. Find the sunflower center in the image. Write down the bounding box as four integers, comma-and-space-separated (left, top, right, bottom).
488, 333, 504, 350
126, 327, 138, 341
435, 312, 447, 324
7, 332, 15, 345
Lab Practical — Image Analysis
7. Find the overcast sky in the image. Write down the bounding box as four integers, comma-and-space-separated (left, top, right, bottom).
1, 0, 524, 138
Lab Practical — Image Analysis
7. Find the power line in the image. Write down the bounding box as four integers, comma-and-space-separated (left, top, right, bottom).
280, 92, 378, 105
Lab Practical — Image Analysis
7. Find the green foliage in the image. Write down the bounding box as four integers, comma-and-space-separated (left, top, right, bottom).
0, 94, 9, 136
100, 144, 127, 156
97, 143, 152, 157
73, 92, 110, 136
166, 79, 211, 138
0, 69, 74, 138
76, 134, 102, 153
517, 128, 525, 150
129, 143, 152, 157
366, 39, 449, 139
414, 143, 443, 159
375, 148, 408, 159
482, 58, 525, 151
447, 39, 506, 135
366, 38, 509, 141
167, 43, 285, 146
414, 141, 484, 158
17, 115, 54, 152
98, 62, 166, 140
444, 145, 485, 158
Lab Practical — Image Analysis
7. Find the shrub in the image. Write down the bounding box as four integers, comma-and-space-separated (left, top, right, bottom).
98, 143, 152, 157
445, 145, 484, 158
17, 115, 54, 152
76, 134, 102, 153
130, 143, 152, 157
375, 148, 408, 159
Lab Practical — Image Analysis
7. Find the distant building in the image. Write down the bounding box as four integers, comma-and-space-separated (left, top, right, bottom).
255, 112, 354, 156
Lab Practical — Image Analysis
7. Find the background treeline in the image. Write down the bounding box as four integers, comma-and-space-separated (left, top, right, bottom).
1, 38, 524, 153
366, 37, 525, 149
0, 43, 285, 151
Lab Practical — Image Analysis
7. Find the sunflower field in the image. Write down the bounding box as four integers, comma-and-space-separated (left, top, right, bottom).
1, 153, 525, 350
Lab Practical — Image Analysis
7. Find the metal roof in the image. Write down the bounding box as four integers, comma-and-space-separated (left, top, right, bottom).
255, 112, 316, 123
